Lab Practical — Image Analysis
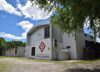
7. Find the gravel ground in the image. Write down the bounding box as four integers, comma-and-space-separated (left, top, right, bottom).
0, 57, 100, 72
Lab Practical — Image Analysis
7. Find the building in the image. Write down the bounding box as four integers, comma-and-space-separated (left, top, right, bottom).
5, 46, 25, 57
25, 24, 85, 60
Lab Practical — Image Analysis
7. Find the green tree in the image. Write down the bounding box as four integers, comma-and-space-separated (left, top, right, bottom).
0, 37, 8, 49
0, 38, 26, 55
0, 38, 26, 49
7, 40, 26, 48
31, 0, 100, 40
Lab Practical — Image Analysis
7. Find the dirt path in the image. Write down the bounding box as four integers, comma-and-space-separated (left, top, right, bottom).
0, 57, 100, 72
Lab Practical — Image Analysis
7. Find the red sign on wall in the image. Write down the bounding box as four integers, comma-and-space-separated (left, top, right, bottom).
39, 42, 45, 52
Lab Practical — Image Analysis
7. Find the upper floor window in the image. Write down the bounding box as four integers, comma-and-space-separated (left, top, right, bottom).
44, 26, 50, 39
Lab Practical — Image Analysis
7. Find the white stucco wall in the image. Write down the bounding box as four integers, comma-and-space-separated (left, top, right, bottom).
30, 27, 45, 45
51, 25, 71, 60
52, 25, 62, 42
35, 38, 52, 59
16, 47, 25, 57
75, 31, 85, 59
5, 47, 25, 57
25, 46, 32, 58
5, 48, 16, 56
51, 25, 63, 60
62, 33, 77, 59
25, 38, 52, 59
26, 26, 52, 59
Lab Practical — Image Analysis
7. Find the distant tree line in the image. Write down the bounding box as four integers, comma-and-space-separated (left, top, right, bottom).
0, 37, 26, 49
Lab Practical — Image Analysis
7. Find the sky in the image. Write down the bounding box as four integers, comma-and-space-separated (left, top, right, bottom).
0, 0, 100, 42
0, 0, 52, 42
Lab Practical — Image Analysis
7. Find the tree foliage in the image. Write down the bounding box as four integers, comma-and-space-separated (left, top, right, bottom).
0, 37, 26, 49
31, 0, 100, 39
0, 37, 7, 49
7, 40, 26, 48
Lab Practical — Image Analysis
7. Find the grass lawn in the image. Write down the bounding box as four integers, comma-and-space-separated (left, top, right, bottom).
0, 56, 100, 72
0, 56, 13, 72
0, 61, 8, 72
0, 58, 10, 72
0, 56, 100, 64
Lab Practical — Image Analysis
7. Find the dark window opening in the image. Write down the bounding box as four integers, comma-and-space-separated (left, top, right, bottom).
31, 47, 35, 56
44, 26, 50, 39
55, 39, 57, 47
0, 49, 2, 56
66, 46, 71, 49
15, 49, 17, 55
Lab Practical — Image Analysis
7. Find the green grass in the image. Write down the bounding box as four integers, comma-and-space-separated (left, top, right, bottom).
0, 56, 8, 58
0, 56, 100, 72
0, 61, 7, 72
0, 56, 100, 64
0, 56, 67, 64
16, 57, 71, 64
0, 56, 14, 72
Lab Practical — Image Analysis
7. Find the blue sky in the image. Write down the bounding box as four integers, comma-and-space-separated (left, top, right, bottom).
0, 0, 52, 42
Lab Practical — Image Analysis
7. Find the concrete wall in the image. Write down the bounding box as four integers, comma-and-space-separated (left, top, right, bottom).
25, 46, 31, 58
16, 47, 25, 57
30, 27, 47, 45
51, 25, 63, 60
51, 25, 80, 60
25, 38, 52, 59
5, 47, 25, 57
52, 25, 62, 42
26, 26, 52, 59
35, 38, 52, 59
5, 48, 16, 56
51, 25, 71, 60
75, 31, 86, 59
27, 27, 46, 46
62, 33, 77, 59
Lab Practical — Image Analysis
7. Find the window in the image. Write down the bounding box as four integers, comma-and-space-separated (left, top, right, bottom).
66, 46, 71, 49
44, 26, 50, 39
54, 39, 57, 47
31, 47, 35, 56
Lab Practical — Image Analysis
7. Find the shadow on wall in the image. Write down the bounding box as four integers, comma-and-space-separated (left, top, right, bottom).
65, 68, 100, 72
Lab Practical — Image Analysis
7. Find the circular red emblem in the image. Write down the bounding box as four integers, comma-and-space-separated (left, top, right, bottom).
39, 42, 45, 52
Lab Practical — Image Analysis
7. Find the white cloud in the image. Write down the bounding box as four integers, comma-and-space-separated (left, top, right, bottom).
17, 21, 33, 31
17, 21, 33, 38
0, 0, 21, 16
17, 0, 53, 20
0, 21, 33, 40
0, 32, 25, 40
0, 0, 53, 19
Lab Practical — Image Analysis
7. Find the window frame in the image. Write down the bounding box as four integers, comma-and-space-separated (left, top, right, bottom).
44, 26, 50, 39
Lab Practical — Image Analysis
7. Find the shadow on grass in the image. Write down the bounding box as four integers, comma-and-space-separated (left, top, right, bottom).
83, 58, 100, 61
76, 59, 100, 64
65, 68, 100, 72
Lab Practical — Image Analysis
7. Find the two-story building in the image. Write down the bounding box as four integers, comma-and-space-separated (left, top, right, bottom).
25, 24, 85, 60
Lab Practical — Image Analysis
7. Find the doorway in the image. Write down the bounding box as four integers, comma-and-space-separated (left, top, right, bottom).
31, 47, 35, 56
0, 48, 2, 56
